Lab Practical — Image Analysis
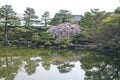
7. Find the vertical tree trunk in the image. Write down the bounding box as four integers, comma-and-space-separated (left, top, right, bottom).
45, 18, 47, 27
62, 18, 65, 23
4, 14, 9, 45
62, 14, 66, 23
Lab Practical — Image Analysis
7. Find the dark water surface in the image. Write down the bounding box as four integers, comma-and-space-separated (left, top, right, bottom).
0, 47, 120, 80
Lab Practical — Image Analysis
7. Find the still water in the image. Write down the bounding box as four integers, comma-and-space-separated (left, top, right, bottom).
0, 47, 120, 80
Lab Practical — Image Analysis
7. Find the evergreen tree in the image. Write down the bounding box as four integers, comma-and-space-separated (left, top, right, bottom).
24, 7, 38, 27
0, 5, 19, 45
50, 10, 72, 26
41, 11, 50, 27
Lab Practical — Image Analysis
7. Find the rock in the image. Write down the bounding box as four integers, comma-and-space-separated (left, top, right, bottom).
47, 23, 82, 41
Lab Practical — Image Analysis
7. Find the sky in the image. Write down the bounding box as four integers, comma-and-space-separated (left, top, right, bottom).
0, 0, 120, 18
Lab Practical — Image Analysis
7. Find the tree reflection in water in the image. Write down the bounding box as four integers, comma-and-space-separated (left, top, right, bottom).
0, 47, 120, 80
0, 47, 21, 80
24, 58, 39, 75
57, 62, 75, 73
80, 51, 120, 80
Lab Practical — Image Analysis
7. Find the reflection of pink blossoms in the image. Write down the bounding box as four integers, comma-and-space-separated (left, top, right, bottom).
47, 23, 82, 41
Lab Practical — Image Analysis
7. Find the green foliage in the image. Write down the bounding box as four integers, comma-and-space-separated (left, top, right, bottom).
0, 4, 119, 51
50, 10, 72, 26
91, 9, 105, 24
39, 32, 53, 40
114, 7, 120, 14
79, 9, 111, 47
32, 33, 40, 41
44, 41, 51, 48
102, 17, 113, 24
24, 7, 38, 27
79, 9, 105, 28
41, 11, 50, 27
102, 14, 120, 25
79, 12, 93, 28
91, 14, 120, 50
15, 27, 29, 32
58, 10, 72, 23
78, 9, 120, 51
39, 32, 54, 47
50, 17, 62, 26
0, 36, 3, 41
0, 5, 20, 26
38, 26, 50, 31
58, 38, 71, 48
0, 5, 20, 45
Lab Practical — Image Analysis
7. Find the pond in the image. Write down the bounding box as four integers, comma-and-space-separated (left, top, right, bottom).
0, 47, 120, 80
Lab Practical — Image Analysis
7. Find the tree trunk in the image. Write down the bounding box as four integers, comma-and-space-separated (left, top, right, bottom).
4, 13, 9, 45
45, 18, 47, 27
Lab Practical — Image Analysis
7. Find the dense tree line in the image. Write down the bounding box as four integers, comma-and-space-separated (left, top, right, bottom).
0, 5, 76, 48
79, 8, 120, 52
0, 4, 120, 52
0, 5, 52, 47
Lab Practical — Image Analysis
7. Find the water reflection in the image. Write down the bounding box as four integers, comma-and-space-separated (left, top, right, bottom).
58, 62, 75, 73
80, 52, 120, 80
0, 47, 21, 80
0, 47, 120, 80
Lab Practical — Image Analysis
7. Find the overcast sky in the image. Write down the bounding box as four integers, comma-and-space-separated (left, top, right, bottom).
0, 0, 120, 18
